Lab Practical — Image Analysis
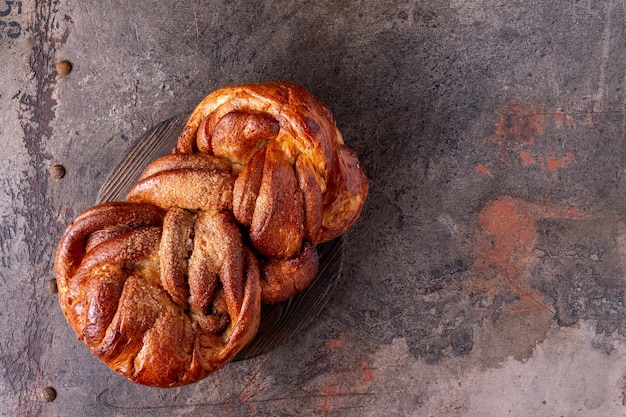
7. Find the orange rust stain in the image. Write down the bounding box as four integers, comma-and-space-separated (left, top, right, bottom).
325, 333, 346, 350
520, 151, 534, 166
554, 110, 574, 126
547, 156, 561, 172
477, 196, 537, 280
547, 152, 575, 172
238, 364, 264, 402
473, 276, 497, 296
474, 196, 591, 311
476, 164, 493, 177
314, 334, 375, 415
360, 363, 375, 384
321, 383, 340, 398
495, 102, 544, 150
547, 205, 589, 220
321, 383, 339, 415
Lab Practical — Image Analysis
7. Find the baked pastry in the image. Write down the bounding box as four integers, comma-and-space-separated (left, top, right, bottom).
55, 82, 368, 387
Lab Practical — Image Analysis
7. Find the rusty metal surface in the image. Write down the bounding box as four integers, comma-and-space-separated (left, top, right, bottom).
2, 0, 626, 416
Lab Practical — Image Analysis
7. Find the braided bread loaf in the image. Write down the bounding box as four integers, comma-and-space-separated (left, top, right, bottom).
55, 82, 368, 387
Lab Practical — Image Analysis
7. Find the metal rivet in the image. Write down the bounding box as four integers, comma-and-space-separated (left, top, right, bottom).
50, 164, 66, 179
55, 60, 72, 77
40, 386, 57, 402
45, 278, 58, 294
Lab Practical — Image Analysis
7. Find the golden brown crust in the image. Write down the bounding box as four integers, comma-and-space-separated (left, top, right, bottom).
127, 168, 235, 211
175, 82, 368, 303
159, 207, 195, 307
232, 147, 266, 226
319, 144, 369, 241
176, 82, 368, 244
55, 82, 367, 387
137, 153, 231, 181
177, 82, 339, 183
260, 242, 319, 304
249, 141, 304, 259
211, 111, 279, 164
55, 202, 261, 387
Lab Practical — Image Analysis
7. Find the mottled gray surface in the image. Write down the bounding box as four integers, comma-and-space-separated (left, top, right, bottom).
3, 0, 626, 416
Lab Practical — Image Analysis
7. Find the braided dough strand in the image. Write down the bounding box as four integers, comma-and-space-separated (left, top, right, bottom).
176, 82, 368, 303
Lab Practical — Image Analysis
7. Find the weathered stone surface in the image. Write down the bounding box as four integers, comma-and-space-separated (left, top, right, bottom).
2, 0, 626, 415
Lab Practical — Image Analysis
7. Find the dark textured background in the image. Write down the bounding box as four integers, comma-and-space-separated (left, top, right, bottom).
2, 1, 626, 415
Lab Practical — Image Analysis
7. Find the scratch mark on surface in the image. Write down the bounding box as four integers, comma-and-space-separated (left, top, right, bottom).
191, 1, 200, 40
592, 1, 614, 113
96, 388, 374, 411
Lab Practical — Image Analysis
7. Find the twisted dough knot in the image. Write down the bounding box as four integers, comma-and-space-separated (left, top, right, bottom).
55, 201, 261, 387
55, 82, 368, 387
175, 82, 367, 302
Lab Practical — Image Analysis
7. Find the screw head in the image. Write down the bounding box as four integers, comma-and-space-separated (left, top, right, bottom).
40, 386, 57, 402
50, 164, 66, 179
55, 60, 73, 77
